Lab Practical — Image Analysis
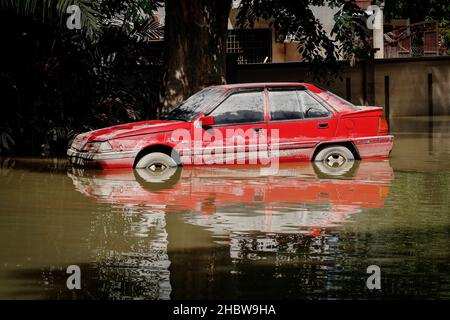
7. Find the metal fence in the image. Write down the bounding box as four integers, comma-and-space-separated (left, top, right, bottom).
384, 21, 441, 58
227, 29, 272, 64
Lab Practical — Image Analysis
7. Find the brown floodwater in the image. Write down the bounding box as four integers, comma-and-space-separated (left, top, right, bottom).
0, 116, 450, 300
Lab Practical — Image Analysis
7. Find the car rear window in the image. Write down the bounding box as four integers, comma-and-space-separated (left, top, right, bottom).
314, 90, 362, 112
269, 90, 303, 121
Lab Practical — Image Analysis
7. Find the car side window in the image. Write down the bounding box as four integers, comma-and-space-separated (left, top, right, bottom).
209, 91, 264, 125
300, 91, 330, 119
269, 90, 303, 121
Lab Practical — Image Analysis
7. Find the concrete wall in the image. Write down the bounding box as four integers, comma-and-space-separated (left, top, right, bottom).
375, 59, 450, 116
232, 57, 450, 117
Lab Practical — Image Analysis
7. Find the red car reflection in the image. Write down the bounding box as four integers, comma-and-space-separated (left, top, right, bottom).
68, 161, 393, 236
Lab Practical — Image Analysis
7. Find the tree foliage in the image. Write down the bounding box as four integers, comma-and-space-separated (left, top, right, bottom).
384, 0, 450, 54
1, 0, 372, 154
384, 0, 450, 22
237, 0, 369, 61
161, 0, 370, 110
0, 0, 163, 154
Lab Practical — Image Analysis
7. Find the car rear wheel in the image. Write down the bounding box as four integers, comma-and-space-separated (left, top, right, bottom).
313, 145, 355, 176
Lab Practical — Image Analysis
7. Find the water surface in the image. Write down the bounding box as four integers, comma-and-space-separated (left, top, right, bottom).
1, 116, 450, 299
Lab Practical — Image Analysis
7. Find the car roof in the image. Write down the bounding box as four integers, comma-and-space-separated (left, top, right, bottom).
210, 82, 323, 93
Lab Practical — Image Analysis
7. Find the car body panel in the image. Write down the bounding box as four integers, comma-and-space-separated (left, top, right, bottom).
195, 122, 270, 164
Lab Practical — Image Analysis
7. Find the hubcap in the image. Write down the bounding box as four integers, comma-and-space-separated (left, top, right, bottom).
147, 162, 167, 173
325, 153, 345, 168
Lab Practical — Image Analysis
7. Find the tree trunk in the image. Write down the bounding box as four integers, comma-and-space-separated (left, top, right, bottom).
160, 0, 232, 112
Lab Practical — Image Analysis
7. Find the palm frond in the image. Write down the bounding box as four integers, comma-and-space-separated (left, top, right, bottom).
132, 15, 164, 41
0, 0, 101, 41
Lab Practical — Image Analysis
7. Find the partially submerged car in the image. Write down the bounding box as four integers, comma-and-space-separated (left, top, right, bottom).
67, 83, 393, 170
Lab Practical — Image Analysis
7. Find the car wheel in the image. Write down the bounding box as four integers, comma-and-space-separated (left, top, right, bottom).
134, 166, 182, 191
134, 152, 181, 191
313, 159, 359, 178
135, 152, 178, 170
313, 145, 355, 176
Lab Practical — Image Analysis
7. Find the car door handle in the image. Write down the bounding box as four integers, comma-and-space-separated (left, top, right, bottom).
318, 123, 329, 129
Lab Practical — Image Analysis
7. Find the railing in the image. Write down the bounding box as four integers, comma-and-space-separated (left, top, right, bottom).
384, 21, 442, 58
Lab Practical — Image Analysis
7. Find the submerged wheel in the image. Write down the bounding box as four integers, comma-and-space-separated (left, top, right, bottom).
313, 145, 355, 176
135, 152, 178, 170
134, 152, 181, 190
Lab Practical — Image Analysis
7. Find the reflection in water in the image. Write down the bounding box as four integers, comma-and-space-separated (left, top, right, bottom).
64, 161, 393, 299
1, 117, 450, 299
95, 209, 171, 300
69, 161, 393, 238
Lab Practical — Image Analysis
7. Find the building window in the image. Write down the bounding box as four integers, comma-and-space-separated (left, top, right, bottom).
227, 29, 272, 64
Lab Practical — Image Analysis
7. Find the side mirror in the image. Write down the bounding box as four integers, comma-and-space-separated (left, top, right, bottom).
201, 116, 215, 127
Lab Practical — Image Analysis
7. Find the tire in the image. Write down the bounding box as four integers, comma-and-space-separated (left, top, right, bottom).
134, 152, 181, 191
313, 159, 359, 178
135, 152, 178, 170
313, 145, 355, 176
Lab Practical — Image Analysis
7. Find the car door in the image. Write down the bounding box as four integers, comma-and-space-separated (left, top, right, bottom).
196, 89, 269, 165
298, 90, 338, 144
268, 88, 337, 161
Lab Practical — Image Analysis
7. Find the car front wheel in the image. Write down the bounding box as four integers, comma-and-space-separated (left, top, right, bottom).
135, 152, 178, 171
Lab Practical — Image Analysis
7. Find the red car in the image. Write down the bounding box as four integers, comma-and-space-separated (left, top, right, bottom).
67, 83, 393, 170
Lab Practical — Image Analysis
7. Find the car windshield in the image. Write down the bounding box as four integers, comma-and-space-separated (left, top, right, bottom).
161, 88, 225, 121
